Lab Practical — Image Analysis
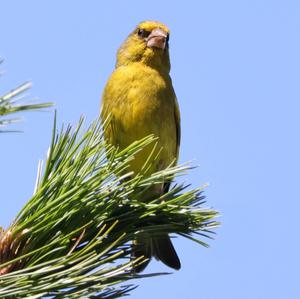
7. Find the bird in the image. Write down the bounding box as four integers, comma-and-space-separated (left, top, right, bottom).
101, 20, 181, 272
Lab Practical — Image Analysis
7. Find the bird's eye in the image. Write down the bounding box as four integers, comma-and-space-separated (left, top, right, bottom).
137, 29, 150, 38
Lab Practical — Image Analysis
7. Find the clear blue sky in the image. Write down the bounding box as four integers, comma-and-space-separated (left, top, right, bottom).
1, 1, 299, 298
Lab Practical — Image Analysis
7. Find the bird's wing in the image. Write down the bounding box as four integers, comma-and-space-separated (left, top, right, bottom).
163, 96, 180, 193
174, 96, 181, 159
100, 72, 129, 148
101, 102, 125, 148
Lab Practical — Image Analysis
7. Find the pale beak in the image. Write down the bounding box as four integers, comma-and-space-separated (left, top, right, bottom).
146, 28, 168, 50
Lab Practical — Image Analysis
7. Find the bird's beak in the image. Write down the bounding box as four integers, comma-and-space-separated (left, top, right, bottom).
146, 28, 168, 50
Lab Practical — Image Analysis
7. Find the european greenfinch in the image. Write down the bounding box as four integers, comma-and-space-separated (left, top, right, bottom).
101, 20, 181, 272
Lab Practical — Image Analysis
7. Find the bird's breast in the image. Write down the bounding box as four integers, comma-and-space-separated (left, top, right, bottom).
101, 63, 177, 173
105, 64, 174, 126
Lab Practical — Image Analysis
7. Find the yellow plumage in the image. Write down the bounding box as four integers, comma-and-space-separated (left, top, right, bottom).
101, 20, 181, 271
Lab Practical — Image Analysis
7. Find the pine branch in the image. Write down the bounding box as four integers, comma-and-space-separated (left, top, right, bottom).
0, 115, 219, 298
0, 61, 52, 131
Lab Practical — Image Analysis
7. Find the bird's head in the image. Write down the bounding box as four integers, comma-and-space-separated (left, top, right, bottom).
116, 21, 171, 72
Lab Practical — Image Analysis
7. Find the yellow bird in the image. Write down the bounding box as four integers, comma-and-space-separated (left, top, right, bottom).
101, 20, 181, 272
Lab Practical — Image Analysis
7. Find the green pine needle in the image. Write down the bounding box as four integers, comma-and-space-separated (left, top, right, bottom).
0, 77, 53, 131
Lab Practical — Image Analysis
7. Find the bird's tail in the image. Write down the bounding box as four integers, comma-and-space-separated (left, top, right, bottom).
132, 234, 181, 273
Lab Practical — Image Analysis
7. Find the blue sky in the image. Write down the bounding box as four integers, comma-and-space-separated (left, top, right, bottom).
1, 1, 299, 298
